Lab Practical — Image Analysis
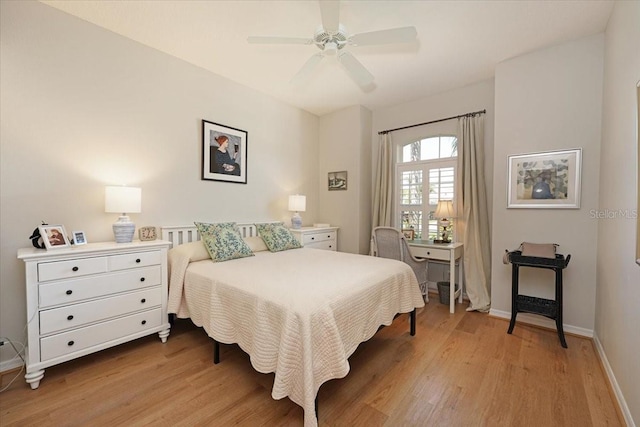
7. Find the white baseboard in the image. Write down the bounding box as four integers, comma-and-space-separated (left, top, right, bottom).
488, 308, 593, 337
593, 333, 636, 427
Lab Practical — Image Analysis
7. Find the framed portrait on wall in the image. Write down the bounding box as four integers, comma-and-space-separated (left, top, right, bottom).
202, 120, 248, 184
507, 148, 582, 209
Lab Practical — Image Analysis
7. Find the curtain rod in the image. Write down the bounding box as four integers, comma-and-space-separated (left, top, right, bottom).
377, 109, 486, 135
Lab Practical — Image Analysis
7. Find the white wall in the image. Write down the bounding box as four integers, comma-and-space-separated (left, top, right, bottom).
318, 105, 372, 254
597, 0, 640, 424
490, 35, 604, 334
0, 1, 319, 368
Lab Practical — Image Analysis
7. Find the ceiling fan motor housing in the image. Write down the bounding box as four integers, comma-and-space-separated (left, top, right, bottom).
314, 24, 348, 53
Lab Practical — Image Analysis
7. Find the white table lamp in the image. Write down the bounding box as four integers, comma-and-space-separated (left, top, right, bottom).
288, 194, 306, 229
105, 186, 141, 243
434, 199, 455, 243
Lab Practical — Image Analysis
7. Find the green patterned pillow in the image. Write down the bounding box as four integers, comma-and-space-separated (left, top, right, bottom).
255, 222, 302, 252
194, 222, 254, 262
194, 221, 238, 237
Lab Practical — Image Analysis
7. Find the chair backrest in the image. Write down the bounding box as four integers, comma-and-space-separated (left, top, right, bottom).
371, 227, 405, 261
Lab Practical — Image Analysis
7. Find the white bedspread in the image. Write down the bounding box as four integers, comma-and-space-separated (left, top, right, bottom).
168, 246, 424, 427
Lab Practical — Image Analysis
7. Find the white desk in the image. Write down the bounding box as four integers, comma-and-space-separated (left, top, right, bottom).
407, 240, 464, 313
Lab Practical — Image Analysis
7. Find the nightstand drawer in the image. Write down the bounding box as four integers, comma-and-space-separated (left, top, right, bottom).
38, 257, 108, 282
40, 308, 162, 361
40, 287, 162, 335
109, 250, 162, 271
303, 231, 336, 245
306, 241, 336, 251
39, 266, 162, 308
410, 247, 450, 261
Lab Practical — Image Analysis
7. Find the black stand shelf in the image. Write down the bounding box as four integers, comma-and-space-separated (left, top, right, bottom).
506, 251, 571, 348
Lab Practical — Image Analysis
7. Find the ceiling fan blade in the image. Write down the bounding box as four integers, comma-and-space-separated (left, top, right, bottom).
337, 51, 374, 87
349, 26, 418, 46
319, 0, 340, 34
290, 53, 324, 84
247, 36, 313, 45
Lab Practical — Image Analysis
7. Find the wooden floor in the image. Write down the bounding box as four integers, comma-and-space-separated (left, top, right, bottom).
1, 298, 624, 426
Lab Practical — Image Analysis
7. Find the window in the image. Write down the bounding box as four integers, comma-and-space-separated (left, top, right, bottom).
396, 135, 457, 240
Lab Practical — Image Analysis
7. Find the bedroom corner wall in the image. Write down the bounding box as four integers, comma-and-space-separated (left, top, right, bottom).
318, 105, 372, 254
0, 1, 319, 369
490, 34, 604, 334
596, 0, 640, 424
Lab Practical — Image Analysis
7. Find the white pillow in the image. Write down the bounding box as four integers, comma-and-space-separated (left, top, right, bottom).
244, 236, 269, 252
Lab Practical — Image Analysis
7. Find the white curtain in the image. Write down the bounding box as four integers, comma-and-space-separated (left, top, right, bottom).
372, 133, 394, 228
458, 115, 491, 312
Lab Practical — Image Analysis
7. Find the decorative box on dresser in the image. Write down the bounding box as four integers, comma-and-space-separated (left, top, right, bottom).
290, 226, 339, 251
17, 240, 172, 389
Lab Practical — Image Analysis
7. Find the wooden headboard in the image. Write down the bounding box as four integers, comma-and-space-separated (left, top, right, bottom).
161, 223, 273, 248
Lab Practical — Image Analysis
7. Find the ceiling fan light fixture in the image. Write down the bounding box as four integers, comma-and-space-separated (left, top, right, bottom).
324, 41, 338, 55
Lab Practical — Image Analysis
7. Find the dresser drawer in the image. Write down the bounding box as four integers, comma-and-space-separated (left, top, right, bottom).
40, 287, 162, 335
38, 257, 108, 282
410, 247, 450, 261
306, 240, 336, 251
109, 250, 162, 271
39, 266, 162, 308
40, 308, 162, 361
303, 231, 336, 245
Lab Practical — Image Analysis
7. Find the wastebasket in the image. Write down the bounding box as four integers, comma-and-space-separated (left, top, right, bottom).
437, 281, 458, 305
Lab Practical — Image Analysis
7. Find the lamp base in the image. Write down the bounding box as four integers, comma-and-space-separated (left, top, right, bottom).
291, 212, 302, 229
113, 215, 135, 243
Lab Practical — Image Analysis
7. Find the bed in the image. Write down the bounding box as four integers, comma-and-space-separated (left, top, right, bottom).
162, 224, 425, 427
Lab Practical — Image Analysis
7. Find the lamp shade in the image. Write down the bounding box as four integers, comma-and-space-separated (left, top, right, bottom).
288, 194, 306, 212
434, 200, 455, 219
105, 186, 142, 214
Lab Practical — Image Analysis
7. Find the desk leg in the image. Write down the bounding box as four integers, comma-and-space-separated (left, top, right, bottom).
458, 253, 464, 304
449, 253, 456, 314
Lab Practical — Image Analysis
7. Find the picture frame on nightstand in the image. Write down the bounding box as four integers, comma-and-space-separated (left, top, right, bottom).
39, 225, 71, 249
72, 231, 87, 245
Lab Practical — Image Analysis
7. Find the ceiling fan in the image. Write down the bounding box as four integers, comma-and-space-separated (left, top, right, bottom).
247, 0, 417, 88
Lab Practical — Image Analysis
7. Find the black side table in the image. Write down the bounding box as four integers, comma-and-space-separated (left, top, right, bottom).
506, 251, 571, 348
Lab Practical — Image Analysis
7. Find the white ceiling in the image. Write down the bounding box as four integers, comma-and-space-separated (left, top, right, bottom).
41, 0, 614, 117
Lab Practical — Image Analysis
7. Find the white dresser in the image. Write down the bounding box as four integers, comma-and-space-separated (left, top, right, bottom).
17, 240, 171, 389
290, 226, 338, 251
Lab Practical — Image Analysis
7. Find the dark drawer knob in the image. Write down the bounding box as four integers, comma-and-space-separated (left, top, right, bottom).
141, 298, 146, 303
311, 237, 315, 240
327, 235, 331, 238
329, 245, 332, 248
66, 290, 73, 295
141, 320, 147, 325
67, 340, 75, 346
136, 258, 141, 263
72, 266, 79, 272
140, 277, 145, 282
67, 315, 74, 321
427, 251, 431, 255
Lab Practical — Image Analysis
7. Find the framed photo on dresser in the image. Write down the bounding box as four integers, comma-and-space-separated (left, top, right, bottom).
202, 120, 248, 184
39, 225, 70, 249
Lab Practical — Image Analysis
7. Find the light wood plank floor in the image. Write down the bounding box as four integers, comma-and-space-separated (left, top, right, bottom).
1, 299, 624, 426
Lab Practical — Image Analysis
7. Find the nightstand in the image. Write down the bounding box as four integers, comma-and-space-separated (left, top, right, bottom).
17, 240, 171, 389
290, 226, 338, 251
